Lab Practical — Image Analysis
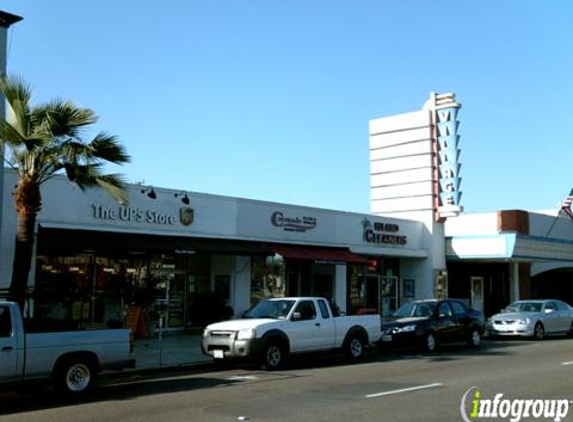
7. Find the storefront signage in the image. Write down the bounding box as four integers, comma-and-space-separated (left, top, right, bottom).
180, 207, 194, 226
271, 211, 317, 233
362, 219, 407, 245
433, 93, 463, 219
91, 204, 188, 226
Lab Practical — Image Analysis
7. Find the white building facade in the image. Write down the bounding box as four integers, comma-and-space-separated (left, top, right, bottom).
0, 168, 429, 332
1, 88, 572, 334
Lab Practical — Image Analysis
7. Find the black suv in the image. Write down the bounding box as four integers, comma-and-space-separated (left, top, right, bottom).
379, 299, 485, 352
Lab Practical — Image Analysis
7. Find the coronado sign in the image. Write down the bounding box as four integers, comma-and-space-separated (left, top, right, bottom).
271, 211, 317, 233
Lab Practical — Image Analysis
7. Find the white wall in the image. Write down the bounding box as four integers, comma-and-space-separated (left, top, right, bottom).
233, 256, 252, 318
334, 265, 347, 311
445, 212, 499, 236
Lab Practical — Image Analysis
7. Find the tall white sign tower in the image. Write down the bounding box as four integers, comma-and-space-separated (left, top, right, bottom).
369, 92, 463, 298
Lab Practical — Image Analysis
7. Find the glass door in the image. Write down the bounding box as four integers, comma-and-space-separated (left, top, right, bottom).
470, 276, 484, 314
364, 275, 380, 314
380, 276, 399, 318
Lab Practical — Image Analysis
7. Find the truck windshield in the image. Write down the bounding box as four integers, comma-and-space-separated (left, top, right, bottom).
244, 299, 296, 319
393, 302, 437, 318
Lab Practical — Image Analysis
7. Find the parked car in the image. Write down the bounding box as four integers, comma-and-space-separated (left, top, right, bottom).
487, 299, 573, 340
201, 297, 381, 370
0, 301, 135, 396
379, 299, 485, 352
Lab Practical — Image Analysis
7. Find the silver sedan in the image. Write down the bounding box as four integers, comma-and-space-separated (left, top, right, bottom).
487, 300, 573, 340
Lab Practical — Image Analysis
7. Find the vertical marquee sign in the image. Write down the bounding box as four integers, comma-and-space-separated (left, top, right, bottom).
431, 92, 463, 220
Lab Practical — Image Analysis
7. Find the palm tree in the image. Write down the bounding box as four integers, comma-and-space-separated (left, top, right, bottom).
0, 74, 131, 311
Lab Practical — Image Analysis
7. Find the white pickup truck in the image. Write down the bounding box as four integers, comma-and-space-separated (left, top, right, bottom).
0, 301, 135, 396
201, 297, 381, 370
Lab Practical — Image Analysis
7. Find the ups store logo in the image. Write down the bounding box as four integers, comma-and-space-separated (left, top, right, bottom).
180, 207, 194, 226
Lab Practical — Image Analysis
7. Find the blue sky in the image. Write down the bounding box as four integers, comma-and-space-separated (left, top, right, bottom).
2, 1, 572, 214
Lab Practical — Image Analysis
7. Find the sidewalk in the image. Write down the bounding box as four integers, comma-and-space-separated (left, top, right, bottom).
131, 331, 212, 372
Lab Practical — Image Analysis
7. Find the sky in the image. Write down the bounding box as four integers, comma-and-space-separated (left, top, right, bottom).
1, 0, 572, 215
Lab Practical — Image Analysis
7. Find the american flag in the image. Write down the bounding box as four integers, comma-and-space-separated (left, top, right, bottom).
562, 188, 573, 219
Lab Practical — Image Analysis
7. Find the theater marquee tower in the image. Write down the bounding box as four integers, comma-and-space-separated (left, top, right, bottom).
369, 92, 464, 298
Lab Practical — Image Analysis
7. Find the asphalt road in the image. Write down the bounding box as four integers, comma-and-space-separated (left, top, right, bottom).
2, 337, 573, 422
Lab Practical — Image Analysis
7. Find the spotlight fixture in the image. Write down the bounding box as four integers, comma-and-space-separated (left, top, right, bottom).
175, 192, 190, 205
141, 186, 157, 200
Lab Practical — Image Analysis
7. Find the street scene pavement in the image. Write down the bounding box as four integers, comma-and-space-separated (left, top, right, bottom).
2, 337, 573, 422
131, 331, 209, 371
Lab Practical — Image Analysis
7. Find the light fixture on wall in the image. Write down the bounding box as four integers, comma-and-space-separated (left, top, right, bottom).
175, 191, 190, 205
141, 186, 157, 199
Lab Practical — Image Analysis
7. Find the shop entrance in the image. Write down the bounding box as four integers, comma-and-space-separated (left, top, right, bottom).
470, 276, 484, 315
363, 275, 399, 317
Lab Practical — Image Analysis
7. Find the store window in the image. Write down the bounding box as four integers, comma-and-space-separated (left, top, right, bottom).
250, 255, 286, 305
33, 252, 192, 333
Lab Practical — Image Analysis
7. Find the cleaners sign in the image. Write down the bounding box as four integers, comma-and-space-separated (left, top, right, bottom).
362, 219, 407, 246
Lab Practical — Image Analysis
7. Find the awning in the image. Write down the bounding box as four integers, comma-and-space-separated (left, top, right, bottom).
36, 227, 271, 256
270, 245, 369, 265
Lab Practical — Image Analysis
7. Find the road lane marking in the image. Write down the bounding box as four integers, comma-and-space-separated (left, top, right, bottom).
562, 361, 573, 366
365, 382, 443, 398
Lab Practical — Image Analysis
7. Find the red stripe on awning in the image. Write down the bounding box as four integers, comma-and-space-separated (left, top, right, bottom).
270, 245, 368, 264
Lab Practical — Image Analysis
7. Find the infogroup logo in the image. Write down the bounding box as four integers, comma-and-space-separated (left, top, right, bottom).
460, 386, 571, 422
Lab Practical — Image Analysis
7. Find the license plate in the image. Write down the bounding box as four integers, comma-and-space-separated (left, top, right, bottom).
495, 326, 510, 332
213, 349, 224, 359
381, 334, 392, 342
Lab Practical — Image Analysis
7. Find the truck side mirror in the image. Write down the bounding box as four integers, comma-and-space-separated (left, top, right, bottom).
291, 312, 302, 321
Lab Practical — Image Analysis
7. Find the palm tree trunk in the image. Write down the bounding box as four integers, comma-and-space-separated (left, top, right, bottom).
9, 178, 41, 313
9, 211, 37, 313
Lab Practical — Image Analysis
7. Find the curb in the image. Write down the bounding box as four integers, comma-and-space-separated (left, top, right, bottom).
101, 360, 215, 380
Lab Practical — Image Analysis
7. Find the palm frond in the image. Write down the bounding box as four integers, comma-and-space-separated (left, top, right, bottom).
63, 162, 104, 185
0, 74, 32, 137
88, 132, 131, 164
69, 166, 129, 204
94, 174, 130, 205
33, 100, 97, 138
3, 73, 130, 206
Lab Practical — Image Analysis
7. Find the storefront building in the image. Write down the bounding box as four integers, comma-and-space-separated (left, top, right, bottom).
1, 90, 572, 332
0, 168, 429, 332
369, 92, 573, 317
445, 209, 573, 317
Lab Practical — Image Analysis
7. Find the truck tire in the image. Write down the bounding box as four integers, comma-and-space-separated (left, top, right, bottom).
262, 340, 285, 371
344, 333, 365, 361
55, 357, 97, 396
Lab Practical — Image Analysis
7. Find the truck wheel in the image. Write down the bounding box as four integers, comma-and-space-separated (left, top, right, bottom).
345, 334, 365, 361
55, 358, 97, 396
262, 341, 284, 371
